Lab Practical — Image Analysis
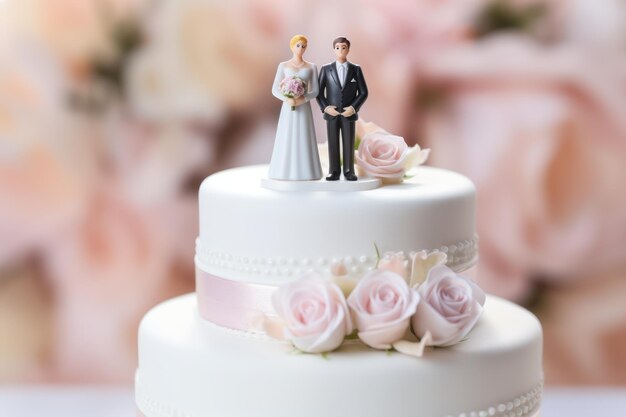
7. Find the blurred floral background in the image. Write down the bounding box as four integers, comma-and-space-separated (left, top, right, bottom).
1, 0, 625, 386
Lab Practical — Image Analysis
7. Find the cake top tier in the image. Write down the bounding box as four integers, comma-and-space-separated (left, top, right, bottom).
197, 164, 476, 284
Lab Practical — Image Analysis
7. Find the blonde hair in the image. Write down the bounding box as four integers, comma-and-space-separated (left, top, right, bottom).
290, 34, 308, 49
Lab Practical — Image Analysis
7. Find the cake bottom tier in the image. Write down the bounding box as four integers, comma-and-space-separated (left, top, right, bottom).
136, 294, 543, 417
136, 411, 542, 417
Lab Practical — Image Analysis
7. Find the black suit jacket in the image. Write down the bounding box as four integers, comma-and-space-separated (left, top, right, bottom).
317, 62, 368, 122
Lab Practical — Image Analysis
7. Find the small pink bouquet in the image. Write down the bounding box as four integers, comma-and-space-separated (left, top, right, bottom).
279, 76, 307, 110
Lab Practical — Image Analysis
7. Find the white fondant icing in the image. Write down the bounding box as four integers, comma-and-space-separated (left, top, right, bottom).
137, 382, 541, 417
136, 294, 543, 417
199, 165, 477, 284
261, 176, 382, 191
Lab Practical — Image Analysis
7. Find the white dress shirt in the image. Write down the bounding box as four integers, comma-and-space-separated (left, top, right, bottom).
335, 61, 348, 87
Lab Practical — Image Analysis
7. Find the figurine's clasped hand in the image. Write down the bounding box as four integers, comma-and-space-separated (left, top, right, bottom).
324, 106, 341, 117
341, 106, 355, 117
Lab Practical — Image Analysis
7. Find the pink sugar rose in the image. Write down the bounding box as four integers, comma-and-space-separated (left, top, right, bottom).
356, 132, 408, 182
356, 126, 430, 183
412, 265, 485, 347
348, 269, 420, 350
272, 275, 353, 353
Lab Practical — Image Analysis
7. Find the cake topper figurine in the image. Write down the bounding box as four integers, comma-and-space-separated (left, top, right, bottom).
268, 35, 323, 181
317, 37, 368, 181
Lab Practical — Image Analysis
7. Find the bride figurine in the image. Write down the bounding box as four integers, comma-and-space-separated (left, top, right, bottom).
268, 35, 322, 181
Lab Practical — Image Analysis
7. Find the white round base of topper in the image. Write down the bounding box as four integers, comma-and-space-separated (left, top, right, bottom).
261, 176, 382, 191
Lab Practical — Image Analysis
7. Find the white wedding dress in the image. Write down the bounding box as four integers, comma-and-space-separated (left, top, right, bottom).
268, 62, 322, 181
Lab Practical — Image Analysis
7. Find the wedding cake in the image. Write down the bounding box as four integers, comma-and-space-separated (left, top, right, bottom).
135, 164, 543, 417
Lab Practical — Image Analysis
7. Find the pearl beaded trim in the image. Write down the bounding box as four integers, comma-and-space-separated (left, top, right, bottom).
446, 381, 543, 417
195, 235, 479, 278
136, 377, 541, 417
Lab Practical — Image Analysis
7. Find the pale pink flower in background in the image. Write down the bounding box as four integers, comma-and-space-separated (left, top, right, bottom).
1, 0, 147, 66
35, 112, 210, 381
99, 111, 213, 205
1, 0, 625, 386
348, 269, 420, 350
0, 147, 85, 265
424, 34, 626, 300
137, 0, 282, 114
0, 43, 95, 266
272, 276, 353, 353
125, 48, 226, 124
412, 265, 485, 347
558, 0, 626, 49
298, 0, 483, 135
541, 269, 626, 385
0, 35, 211, 381
42, 187, 197, 382
217, 119, 278, 170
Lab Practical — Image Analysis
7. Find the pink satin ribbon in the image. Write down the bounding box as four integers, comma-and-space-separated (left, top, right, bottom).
196, 267, 278, 332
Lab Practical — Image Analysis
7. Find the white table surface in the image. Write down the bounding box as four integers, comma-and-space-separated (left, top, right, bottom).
1, 387, 625, 417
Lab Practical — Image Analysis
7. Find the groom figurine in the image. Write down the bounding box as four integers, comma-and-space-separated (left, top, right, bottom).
317, 37, 368, 181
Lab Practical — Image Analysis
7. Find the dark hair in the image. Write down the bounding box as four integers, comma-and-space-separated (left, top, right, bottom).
333, 37, 350, 48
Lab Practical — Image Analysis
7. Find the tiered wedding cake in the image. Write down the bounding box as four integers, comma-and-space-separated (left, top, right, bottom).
135, 164, 543, 417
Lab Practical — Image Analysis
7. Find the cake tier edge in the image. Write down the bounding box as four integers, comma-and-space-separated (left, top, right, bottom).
136, 293, 543, 417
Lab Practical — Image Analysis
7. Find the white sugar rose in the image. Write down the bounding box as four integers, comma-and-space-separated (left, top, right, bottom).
348, 270, 420, 349
412, 265, 486, 346
408, 250, 448, 288
378, 251, 410, 280
272, 275, 353, 353
329, 260, 361, 297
